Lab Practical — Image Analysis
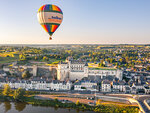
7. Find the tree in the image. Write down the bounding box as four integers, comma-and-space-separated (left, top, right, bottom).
98, 59, 105, 67
81, 104, 86, 109
54, 97, 58, 102
43, 56, 48, 61
98, 61, 105, 67
3, 84, 11, 96
119, 58, 123, 63
22, 70, 31, 79
19, 54, 26, 60
95, 57, 98, 62
96, 99, 101, 106
110, 58, 113, 63
13, 88, 25, 101
146, 66, 150, 71
76, 100, 80, 105
34, 56, 38, 60
115, 62, 118, 67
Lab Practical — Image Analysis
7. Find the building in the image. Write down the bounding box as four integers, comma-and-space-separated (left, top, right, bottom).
74, 80, 98, 91
0, 79, 72, 91
144, 86, 150, 94
101, 80, 111, 92
0, 70, 7, 77
112, 81, 126, 92
57, 57, 123, 81
50, 80, 72, 91
31, 79, 49, 90
125, 86, 131, 94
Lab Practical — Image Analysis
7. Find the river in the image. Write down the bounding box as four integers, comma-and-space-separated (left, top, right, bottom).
0, 102, 95, 113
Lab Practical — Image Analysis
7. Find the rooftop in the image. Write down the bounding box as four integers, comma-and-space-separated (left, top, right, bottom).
89, 67, 117, 70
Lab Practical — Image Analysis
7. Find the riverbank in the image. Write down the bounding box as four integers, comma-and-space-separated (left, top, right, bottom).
37, 94, 138, 107
0, 95, 139, 113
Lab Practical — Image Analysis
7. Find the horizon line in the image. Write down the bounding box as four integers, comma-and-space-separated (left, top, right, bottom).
0, 44, 150, 45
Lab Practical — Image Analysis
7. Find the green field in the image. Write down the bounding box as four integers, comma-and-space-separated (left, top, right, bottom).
0, 56, 18, 64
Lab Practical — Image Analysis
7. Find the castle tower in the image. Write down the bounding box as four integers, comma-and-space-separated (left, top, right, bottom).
84, 63, 89, 78
57, 61, 69, 81
116, 69, 123, 80
33, 65, 37, 76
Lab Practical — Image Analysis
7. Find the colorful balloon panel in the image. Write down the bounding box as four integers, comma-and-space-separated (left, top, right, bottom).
41, 24, 59, 36
37, 4, 63, 37
38, 4, 62, 13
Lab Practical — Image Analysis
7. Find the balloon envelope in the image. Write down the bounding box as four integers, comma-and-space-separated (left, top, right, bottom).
37, 4, 63, 39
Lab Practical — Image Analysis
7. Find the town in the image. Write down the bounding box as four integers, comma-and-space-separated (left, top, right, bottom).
0, 44, 150, 113
0, 44, 149, 94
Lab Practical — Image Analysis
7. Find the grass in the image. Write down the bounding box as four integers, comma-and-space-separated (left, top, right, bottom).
101, 101, 138, 107
0, 52, 19, 57
0, 56, 19, 63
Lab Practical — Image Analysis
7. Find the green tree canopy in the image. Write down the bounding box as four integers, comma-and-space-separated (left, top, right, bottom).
146, 66, 150, 71
22, 70, 31, 79
76, 100, 80, 106
3, 84, 11, 96
13, 88, 25, 101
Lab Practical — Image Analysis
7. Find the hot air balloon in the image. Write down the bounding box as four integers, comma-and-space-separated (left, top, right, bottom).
37, 4, 63, 40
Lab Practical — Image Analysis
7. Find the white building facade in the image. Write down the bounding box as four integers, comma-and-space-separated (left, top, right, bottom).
57, 58, 123, 81
74, 80, 98, 91
0, 80, 72, 91
101, 80, 111, 92
112, 81, 126, 92
50, 80, 72, 91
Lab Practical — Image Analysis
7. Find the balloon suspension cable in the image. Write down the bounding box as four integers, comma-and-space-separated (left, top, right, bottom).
49, 37, 52, 40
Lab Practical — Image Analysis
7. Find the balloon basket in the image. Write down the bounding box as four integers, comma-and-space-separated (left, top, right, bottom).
49, 37, 52, 40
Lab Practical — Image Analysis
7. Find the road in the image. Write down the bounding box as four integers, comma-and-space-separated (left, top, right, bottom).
137, 96, 150, 113
100, 94, 150, 113
86, 93, 150, 113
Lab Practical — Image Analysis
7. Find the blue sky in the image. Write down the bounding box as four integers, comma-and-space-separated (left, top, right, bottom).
0, 0, 150, 44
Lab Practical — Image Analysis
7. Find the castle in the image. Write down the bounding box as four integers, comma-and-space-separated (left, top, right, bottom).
57, 57, 123, 81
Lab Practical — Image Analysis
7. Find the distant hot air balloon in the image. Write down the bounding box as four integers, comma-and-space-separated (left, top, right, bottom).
37, 4, 63, 40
